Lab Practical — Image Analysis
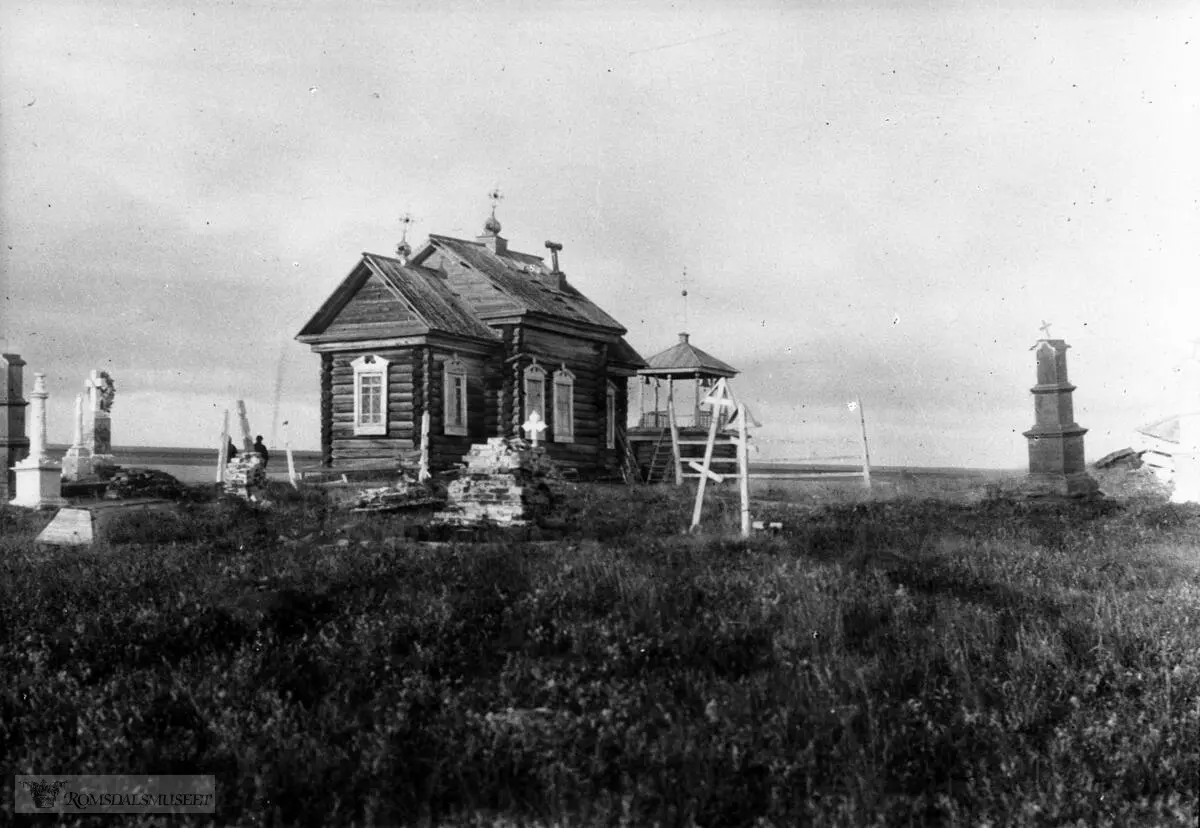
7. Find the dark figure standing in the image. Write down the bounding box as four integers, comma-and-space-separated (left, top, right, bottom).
253, 435, 270, 469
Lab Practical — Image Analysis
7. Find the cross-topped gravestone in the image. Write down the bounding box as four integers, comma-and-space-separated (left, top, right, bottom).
1021, 338, 1098, 498
521, 411, 547, 447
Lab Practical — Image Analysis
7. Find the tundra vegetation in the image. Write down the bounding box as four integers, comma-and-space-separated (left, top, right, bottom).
1, 474, 1198, 827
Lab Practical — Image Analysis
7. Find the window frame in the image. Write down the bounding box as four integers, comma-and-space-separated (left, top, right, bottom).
523, 360, 546, 424
351, 354, 390, 436
552, 364, 575, 444
443, 354, 469, 436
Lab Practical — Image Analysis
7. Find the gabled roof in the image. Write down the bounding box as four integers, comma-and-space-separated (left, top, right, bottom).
639, 333, 738, 378
296, 253, 497, 343
416, 234, 627, 333
362, 253, 497, 341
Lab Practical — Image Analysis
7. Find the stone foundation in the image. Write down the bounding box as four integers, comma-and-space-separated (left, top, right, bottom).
436, 438, 564, 526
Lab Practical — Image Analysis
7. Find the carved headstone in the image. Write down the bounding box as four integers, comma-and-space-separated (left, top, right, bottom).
84, 370, 117, 476
1021, 339, 1099, 498
0, 353, 30, 500
9, 373, 67, 509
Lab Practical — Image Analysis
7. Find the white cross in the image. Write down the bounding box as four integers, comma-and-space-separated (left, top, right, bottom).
521, 411, 547, 446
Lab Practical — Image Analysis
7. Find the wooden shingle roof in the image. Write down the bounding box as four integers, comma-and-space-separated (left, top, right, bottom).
362, 253, 497, 341
420, 234, 627, 332
295, 253, 498, 343
639, 333, 738, 378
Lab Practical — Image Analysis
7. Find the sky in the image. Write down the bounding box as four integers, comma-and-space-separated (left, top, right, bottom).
1, 1, 1197, 468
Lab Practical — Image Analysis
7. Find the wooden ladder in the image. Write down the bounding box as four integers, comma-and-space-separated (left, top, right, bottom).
644, 430, 674, 484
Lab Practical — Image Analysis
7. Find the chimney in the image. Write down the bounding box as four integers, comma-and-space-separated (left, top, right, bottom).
678, 332, 690, 345
545, 241, 562, 273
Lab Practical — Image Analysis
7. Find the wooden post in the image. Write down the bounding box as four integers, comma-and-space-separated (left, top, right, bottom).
737, 402, 751, 537
236, 400, 253, 452
217, 409, 229, 483
856, 395, 872, 489
667, 383, 683, 485
282, 420, 298, 489
419, 410, 431, 482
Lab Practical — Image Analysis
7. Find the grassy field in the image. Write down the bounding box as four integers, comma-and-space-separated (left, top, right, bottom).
2, 475, 1199, 826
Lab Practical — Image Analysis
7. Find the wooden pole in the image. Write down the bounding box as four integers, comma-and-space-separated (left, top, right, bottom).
217, 409, 229, 483
667, 383, 683, 485
737, 402, 751, 537
856, 395, 872, 489
283, 420, 298, 489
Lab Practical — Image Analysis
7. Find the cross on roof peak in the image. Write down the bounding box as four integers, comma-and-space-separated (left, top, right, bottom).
1039, 320, 1053, 339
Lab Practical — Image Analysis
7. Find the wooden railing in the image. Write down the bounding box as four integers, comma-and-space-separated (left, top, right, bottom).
638, 410, 717, 429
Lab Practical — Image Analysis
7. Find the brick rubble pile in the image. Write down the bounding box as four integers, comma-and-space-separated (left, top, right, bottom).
224, 452, 267, 500
435, 437, 565, 526
105, 467, 186, 500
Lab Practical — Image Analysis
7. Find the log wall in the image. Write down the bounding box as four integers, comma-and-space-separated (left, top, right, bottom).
327, 348, 417, 468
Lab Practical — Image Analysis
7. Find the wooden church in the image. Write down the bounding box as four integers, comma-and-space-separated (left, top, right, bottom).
295, 204, 646, 478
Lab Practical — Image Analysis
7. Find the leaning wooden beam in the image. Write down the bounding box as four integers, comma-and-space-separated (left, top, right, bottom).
855, 395, 872, 489
689, 397, 723, 531
236, 400, 253, 452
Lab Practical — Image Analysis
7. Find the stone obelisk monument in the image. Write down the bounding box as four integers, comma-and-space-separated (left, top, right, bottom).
1021, 329, 1099, 498
61, 393, 92, 481
0, 353, 30, 501
9, 373, 67, 509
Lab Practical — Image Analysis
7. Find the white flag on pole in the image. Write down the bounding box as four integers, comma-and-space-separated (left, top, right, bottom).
847, 400, 858, 412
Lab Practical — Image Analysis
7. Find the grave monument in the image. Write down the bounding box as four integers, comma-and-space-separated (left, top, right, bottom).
61, 393, 91, 481
83, 370, 117, 476
9, 372, 67, 509
1, 353, 30, 501
1021, 328, 1099, 498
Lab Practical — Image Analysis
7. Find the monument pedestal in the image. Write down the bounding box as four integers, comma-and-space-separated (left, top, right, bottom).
62, 446, 94, 481
8, 372, 66, 509
10, 459, 68, 509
